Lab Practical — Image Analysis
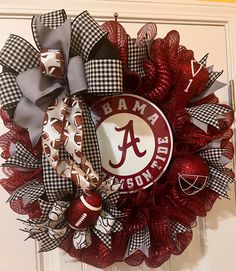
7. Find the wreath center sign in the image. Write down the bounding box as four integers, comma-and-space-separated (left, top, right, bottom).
0, 9, 234, 269
91, 94, 173, 193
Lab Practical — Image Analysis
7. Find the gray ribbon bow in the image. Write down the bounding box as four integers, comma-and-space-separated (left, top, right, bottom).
15, 19, 87, 145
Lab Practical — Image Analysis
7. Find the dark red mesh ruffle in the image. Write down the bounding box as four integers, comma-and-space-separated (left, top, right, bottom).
59, 181, 219, 268
0, 109, 42, 220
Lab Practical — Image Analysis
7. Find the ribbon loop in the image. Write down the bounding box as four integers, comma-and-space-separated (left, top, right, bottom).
16, 68, 64, 108
0, 35, 39, 74
70, 11, 107, 62
0, 72, 22, 109
32, 9, 67, 50
85, 59, 123, 95
36, 18, 71, 66
42, 92, 100, 192
68, 56, 87, 94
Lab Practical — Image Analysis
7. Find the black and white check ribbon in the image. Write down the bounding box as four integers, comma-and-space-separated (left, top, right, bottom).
70, 10, 107, 62
42, 148, 74, 202
32, 9, 67, 49
125, 226, 151, 257
7, 179, 44, 204
199, 53, 209, 67
127, 35, 148, 77
4, 142, 41, 169
0, 72, 22, 109
198, 148, 227, 170
186, 103, 230, 130
80, 98, 102, 178
31, 199, 55, 223
37, 229, 69, 252
0, 35, 39, 74
92, 226, 112, 249
205, 70, 223, 90
198, 53, 224, 90
206, 166, 235, 198
85, 59, 123, 95
171, 222, 191, 241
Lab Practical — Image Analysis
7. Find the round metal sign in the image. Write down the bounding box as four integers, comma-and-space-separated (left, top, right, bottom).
90, 94, 173, 193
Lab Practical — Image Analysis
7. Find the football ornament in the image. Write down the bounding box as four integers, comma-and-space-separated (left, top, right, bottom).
66, 192, 102, 230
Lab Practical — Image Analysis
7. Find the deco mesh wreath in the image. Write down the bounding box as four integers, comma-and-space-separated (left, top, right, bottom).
0, 10, 235, 268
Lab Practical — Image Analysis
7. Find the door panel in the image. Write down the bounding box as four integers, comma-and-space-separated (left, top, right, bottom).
0, 2, 235, 271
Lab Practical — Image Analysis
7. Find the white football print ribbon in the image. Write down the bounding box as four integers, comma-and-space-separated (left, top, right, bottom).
42, 91, 100, 192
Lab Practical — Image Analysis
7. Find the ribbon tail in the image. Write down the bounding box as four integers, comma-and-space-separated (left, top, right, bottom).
73, 228, 91, 249
94, 210, 116, 234
186, 103, 231, 131
14, 97, 45, 145
48, 226, 68, 240
125, 226, 151, 258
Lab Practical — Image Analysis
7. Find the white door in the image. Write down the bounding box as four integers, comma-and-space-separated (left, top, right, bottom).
0, 1, 236, 271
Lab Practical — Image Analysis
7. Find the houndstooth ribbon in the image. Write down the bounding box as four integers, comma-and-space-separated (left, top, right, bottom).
125, 226, 151, 258
3, 142, 41, 169
7, 179, 44, 205
186, 103, 231, 132
206, 166, 235, 198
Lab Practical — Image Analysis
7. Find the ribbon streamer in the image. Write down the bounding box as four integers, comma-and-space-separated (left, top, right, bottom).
171, 222, 191, 241
198, 148, 230, 170
7, 179, 44, 205
125, 226, 151, 258
186, 103, 231, 131
4, 142, 41, 169
42, 91, 100, 192
206, 166, 235, 198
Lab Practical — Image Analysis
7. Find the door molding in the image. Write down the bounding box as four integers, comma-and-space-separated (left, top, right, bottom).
0, 0, 236, 80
